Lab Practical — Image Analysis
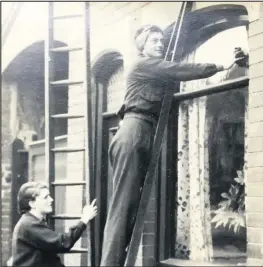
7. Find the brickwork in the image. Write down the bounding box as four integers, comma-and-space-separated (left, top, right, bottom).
1, 182, 12, 265
1, 80, 13, 265
246, 4, 263, 264
142, 186, 157, 266
2, 80, 12, 164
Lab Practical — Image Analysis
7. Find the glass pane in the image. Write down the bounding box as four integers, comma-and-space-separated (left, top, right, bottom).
173, 25, 248, 264
208, 88, 247, 264
107, 66, 125, 113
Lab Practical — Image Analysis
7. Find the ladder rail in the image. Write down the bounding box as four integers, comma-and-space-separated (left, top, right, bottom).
94, 82, 104, 266
83, 2, 96, 266
45, 2, 56, 229
124, 2, 188, 266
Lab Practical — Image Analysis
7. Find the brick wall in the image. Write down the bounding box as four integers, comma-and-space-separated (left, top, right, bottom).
1, 80, 13, 265
1, 75, 45, 264
142, 187, 157, 266
246, 7, 263, 266
1, 182, 12, 265
2, 80, 13, 163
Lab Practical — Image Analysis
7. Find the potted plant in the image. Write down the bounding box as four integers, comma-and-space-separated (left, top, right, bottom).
211, 169, 246, 234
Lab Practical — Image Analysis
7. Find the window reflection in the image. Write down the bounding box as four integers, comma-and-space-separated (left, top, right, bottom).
174, 25, 248, 264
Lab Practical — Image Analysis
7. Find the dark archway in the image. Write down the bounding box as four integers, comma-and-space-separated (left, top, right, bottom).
3, 40, 69, 140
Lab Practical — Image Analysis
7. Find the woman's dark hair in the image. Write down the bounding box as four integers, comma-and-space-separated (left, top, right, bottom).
17, 182, 48, 214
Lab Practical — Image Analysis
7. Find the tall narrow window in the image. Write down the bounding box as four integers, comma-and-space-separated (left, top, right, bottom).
175, 25, 248, 264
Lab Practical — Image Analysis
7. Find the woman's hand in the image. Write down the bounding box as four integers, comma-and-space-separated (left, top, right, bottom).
234, 47, 248, 68
80, 199, 98, 224
7, 257, 13, 267
217, 47, 249, 72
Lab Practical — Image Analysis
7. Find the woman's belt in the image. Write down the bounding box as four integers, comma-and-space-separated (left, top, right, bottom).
123, 112, 157, 125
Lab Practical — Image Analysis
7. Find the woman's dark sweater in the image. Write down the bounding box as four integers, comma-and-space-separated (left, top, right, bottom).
12, 212, 86, 267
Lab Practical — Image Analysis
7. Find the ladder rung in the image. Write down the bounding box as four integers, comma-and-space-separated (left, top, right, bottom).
64, 247, 88, 254
51, 113, 84, 119
52, 180, 86, 186
52, 214, 81, 220
50, 80, 83, 86
50, 46, 83, 52
51, 147, 85, 153
53, 14, 83, 20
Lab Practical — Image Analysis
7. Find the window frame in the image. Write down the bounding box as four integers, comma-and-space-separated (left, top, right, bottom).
91, 50, 124, 265
156, 4, 249, 266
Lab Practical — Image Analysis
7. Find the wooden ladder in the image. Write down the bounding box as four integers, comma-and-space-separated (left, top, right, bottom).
45, 2, 94, 266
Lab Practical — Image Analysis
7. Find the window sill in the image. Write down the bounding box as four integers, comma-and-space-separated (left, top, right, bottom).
158, 258, 245, 267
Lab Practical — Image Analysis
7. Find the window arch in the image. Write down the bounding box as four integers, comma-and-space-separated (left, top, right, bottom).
163, 4, 248, 62
92, 49, 124, 113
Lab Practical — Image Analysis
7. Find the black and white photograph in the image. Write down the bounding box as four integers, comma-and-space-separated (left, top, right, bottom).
1, 2, 262, 266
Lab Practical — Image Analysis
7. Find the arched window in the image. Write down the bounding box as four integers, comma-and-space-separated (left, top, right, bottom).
91, 50, 124, 264
159, 4, 249, 266
92, 50, 124, 113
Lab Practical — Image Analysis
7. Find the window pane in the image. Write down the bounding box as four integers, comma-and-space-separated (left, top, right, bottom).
173, 26, 248, 264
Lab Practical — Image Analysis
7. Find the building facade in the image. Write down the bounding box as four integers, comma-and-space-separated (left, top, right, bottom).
2, 2, 263, 266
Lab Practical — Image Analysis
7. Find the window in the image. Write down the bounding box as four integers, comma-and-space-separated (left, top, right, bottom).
158, 4, 249, 266
91, 50, 124, 265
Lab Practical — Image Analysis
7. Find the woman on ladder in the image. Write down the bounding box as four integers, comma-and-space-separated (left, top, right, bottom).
100, 23, 248, 267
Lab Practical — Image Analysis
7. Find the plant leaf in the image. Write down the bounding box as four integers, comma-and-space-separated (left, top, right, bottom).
223, 217, 229, 227
236, 170, 245, 185
221, 192, 230, 199
234, 178, 241, 183
229, 219, 236, 228
218, 200, 228, 207
215, 220, 224, 229
234, 223, 239, 233
237, 170, 243, 179
212, 212, 226, 223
